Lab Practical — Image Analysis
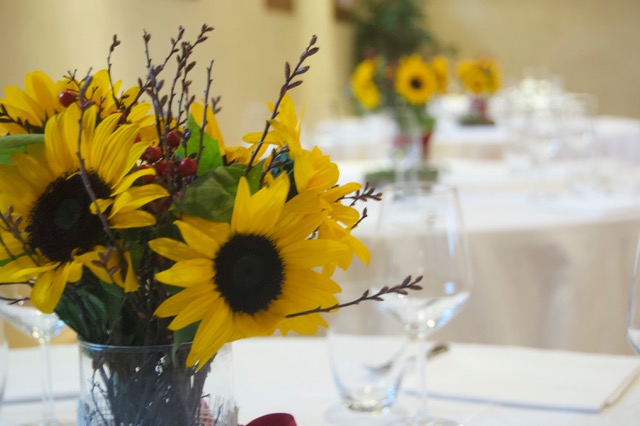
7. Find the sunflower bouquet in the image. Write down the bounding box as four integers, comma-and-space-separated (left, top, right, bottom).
351, 54, 447, 161
456, 56, 502, 125
0, 25, 421, 425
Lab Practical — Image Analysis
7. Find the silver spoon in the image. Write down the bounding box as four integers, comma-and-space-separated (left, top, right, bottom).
367, 342, 449, 375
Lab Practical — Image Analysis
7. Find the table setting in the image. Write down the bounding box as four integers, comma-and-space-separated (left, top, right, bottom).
2, 337, 640, 425
1, 3, 640, 424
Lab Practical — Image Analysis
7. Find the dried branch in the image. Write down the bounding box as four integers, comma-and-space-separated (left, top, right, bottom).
196, 60, 214, 165
0, 207, 40, 265
344, 182, 383, 206
74, 72, 127, 281
352, 207, 368, 229
285, 275, 423, 318
106, 34, 124, 111
246, 34, 319, 173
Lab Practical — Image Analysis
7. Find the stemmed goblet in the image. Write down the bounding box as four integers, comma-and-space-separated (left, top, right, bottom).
627, 232, 640, 355
0, 282, 66, 426
375, 181, 472, 426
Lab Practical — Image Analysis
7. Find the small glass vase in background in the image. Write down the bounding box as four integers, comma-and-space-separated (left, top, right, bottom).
389, 106, 434, 183
459, 95, 494, 126
77, 341, 236, 426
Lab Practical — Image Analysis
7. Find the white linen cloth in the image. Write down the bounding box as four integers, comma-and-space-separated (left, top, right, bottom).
2, 339, 640, 426
408, 343, 640, 413
3, 345, 79, 404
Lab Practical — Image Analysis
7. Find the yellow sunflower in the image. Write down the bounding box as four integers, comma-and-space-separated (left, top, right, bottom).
150, 175, 350, 368
243, 95, 370, 267
241, 94, 302, 158
0, 71, 76, 135
457, 58, 501, 95
0, 69, 154, 138
431, 55, 449, 94
0, 104, 168, 313
351, 58, 381, 110
395, 54, 438, 106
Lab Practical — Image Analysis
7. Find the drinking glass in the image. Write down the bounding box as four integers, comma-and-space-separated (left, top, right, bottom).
328, 282, 409, 414
627, 233, 640, 355
0, 283, 66, 426
375, 181, 472, 426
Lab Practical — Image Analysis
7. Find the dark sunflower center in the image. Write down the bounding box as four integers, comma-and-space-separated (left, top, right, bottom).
410, 77, 423, 90
215, 234, 284, 315
27, 172, 111, 263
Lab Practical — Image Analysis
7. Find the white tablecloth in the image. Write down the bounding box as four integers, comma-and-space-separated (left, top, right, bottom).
2, 339, 640, 425
335, 158, 640, 356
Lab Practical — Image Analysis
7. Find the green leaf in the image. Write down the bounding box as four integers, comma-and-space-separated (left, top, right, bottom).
0, 133, 45, 148
0, 147, 26, 164
0, 134, 45, 164
171, 322, 199, 365
176, 164, 246, 222
184, 114, 222, 174
246, 159, 265, 193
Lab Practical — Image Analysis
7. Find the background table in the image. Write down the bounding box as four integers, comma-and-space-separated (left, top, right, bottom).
335, 157, 640, 356
2, 339, 640, 425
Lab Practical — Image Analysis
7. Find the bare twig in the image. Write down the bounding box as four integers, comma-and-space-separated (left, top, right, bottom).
74, 72, 127, 281
285, 275, 423, 318
344, 182, 383, 206
106, 34, 124, 111
246, 35, 319, 173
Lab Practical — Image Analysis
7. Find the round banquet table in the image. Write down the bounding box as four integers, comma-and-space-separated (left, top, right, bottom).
335, 158, 640, 356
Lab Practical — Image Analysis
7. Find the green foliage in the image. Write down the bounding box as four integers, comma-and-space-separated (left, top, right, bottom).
55, 272, 127, 344
352, 0, 437, 64
0, 134, 44, 164
176, 162, 264, 223
180, 114, 223, 174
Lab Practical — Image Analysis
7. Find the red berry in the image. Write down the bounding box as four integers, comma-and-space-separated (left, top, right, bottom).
138, 164, 156, 184
178, 158, 198, 176
58, 90, 77, 107
156, 160, 175, 177
141, 146, 162, 163
166, 131, 181, 148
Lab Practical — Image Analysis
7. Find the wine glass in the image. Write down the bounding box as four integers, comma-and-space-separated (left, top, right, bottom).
627, 232, 640, 355
0, 282, 66, 426
375, 180, 472, 426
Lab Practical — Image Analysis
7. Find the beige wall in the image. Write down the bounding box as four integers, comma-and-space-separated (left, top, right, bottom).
428, 0, 640, 118
1, 0, 636, 138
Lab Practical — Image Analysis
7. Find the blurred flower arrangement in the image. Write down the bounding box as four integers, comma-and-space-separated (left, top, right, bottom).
456, 56, 502, 125
351, 54, 448, 161
0, 25, 422, 425
349, 0, 453, 164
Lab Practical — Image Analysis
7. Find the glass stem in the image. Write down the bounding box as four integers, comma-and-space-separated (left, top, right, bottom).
414, 333, 430, 423
39, 338, 57, 423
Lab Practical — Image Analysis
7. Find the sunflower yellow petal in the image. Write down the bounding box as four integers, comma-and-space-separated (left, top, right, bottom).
122, 251, 139, 293
280, 239, 350, 269
278, 313, 328, 335
109, 210, 157, 229
111, 185, 169, 215
31, 265, 69, 314
181, 216, 230, 245
174, 220, 219, 259
149, 238, 204, 262
111, 168, 156, 196
156, 285, 214, 319
169, 290, 217, 330
155, 259, 214, 287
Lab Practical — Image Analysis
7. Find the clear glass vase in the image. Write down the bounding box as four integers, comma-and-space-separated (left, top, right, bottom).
77, 341, 236, 426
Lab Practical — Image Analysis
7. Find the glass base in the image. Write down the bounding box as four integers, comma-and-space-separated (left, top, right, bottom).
409, 418, 461, 426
